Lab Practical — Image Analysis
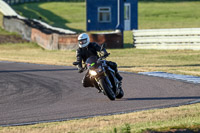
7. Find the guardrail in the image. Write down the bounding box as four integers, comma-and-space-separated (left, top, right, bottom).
133, 28, 200, 50
3, 0, 85, 5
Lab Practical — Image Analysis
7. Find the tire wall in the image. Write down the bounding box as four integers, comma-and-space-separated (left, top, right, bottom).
31, 28, 58, 50
58, 34, 79, 50
31, 28, 79, 50
89, 32, 123, 48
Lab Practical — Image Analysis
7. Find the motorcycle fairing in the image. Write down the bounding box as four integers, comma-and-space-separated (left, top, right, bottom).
86, 56, 98, 69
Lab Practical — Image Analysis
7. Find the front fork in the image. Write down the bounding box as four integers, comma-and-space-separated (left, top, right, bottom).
95, 72, 113, 93
109, 71, 121, 95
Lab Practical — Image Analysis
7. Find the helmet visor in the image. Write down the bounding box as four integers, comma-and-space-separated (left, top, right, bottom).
78, 39, 87, 45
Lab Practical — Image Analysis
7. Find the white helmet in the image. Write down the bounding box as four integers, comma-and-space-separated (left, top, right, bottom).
78, 33, 90, 48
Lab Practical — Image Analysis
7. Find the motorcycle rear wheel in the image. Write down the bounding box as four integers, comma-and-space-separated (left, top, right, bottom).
99, 79, 116, 101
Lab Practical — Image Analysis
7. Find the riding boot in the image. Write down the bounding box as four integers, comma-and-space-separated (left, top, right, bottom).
106, 61, 123, 81
116, 72, 123, 81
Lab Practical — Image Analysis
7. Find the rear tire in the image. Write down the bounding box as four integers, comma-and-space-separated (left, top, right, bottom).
99, 78, 115, 100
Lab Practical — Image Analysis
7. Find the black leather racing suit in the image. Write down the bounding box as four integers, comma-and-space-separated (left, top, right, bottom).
76, 42, 121, 88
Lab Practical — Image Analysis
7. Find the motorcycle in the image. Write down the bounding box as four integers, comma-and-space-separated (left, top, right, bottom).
73, 44, 124, 100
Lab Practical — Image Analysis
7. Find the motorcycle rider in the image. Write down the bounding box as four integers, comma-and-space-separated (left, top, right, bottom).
75, 33, 123, 89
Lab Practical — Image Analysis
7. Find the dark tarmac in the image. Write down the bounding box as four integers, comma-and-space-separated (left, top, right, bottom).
0, 61, 199, 126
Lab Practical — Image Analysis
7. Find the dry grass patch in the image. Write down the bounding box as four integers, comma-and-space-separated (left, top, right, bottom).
1, 43, 200, 76
0, 43, 76, 66
0, 103, 200, 133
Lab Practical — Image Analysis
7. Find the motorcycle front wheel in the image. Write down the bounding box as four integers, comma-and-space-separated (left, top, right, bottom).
116, 88, 124, 99
99, 78, 116, 101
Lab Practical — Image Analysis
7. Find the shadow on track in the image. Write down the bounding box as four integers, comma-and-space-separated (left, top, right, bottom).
119, 64, 200, 69
121, 96, 200, 101
0, 68, 77, 73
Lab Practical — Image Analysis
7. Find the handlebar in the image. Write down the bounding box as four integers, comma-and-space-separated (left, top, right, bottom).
98, 53, 110, 60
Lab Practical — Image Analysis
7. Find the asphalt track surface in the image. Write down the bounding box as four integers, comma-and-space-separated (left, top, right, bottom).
0, 61, 200, 126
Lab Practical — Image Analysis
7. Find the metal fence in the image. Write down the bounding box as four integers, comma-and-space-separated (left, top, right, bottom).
3, 0, 85, 5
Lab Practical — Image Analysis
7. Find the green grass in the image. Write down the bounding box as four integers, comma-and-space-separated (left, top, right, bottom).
12, 2, 86, 33
139, 1, 200, 29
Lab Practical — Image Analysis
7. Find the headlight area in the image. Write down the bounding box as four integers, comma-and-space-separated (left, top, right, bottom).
89, 66, 103, 76
89, 70, 97, 76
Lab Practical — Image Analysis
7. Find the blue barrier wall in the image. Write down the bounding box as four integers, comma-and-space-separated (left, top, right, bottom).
86, 0, 138, 31
87, 0, 119, 31
126, 0, 138, 30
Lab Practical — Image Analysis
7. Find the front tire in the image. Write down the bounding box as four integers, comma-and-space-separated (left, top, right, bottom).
116, 88, 124, 99
99, 78, 115, 100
